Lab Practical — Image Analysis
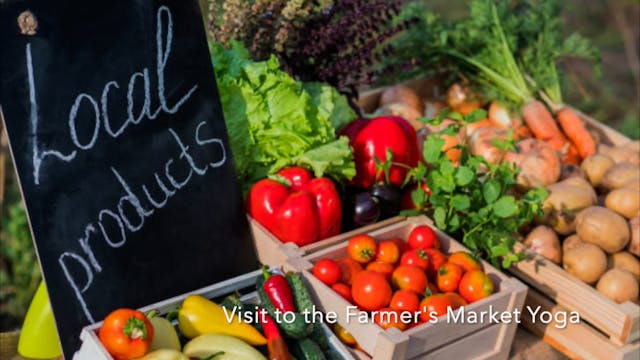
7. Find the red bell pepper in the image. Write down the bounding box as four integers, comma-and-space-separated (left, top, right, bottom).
340, 116, 420, 189
247, 167, 341, 246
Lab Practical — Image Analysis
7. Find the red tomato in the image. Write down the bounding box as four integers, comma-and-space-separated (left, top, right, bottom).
375, 241, 400, 264
400, 249, 429, 271
448, 251, 482, 273
436, 263, 464, 293
372, 308, 407, 331
351, 271, 392, 311
336, 257, 363, 286
98, 309, 154, 360
347, 235, 377, 264
390, 290, 420, 313
389, 238, 409, 254
419, 294, 455, 323
424, 282, 439, 297
424, 248, 448, 281
408, 225, 440, 250
313, 259, 342, 285
459, 270, 494, 303
391, 265, 428, 295
331, 283, 353, 303
443, 292, 468, 309
366, 261, 395, 280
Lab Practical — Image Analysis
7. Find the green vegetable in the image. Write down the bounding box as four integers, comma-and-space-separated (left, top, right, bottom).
256, 274, 313, 339
286, 272, 328, 350
403, 109, 548, 268
289, 338, 326, 360
210, 41, 356, 190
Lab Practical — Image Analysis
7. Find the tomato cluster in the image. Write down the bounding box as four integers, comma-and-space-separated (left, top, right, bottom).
311, 225, 495, 331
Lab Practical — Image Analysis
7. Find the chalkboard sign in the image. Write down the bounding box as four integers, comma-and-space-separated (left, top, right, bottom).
0, 1, 258, 357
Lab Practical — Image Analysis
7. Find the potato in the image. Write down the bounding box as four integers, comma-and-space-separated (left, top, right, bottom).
581, 154, 615, 187
629, 217, 639, 256
377, 103, 423, 130
576, 206, 630, 253
608, 252, 640, 280
504, 139, 561, 188
596, 268, 639, 303
539, 181, 597, 234
563, 243, 608, 284
524, 226, 562, 264
623, 179, 640, 192
601, 163, 640, 190
380, 85, 424, 114
563, 234, 585, 253
606, 144, 640, 166
605, 188, 640, 219
560, 164, 587, 181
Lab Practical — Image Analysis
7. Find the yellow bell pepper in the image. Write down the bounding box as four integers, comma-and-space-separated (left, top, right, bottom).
177, 295, 267, 346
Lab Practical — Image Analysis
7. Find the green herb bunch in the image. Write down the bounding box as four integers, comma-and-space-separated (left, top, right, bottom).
401, 109, 548, 268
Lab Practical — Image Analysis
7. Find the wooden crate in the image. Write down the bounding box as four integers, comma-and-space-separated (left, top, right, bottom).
358, 78, 639, 359
285, 216, 528, 360
250, 215, 406, 266
73, 269, 355, 360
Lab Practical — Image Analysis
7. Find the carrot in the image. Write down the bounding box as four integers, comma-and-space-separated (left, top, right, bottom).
556, 107, 596, 159
522, 100, 580, 164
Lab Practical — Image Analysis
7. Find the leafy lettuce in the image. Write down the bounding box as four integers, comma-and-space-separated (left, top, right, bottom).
211, 41, 357, 190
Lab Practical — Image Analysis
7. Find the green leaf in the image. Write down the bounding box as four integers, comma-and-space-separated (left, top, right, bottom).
448, 111, 464, 122
493, 196, 517, 218
482, 180, 501, 204
400, 209, 423, 217
464, 109, 487, 123
440, 160, 455, 176
423, 136, 445, 163
455, 166, 474, 186
434, 206, 447, 229
411, 187, 428, 208
451, 194, 471, 211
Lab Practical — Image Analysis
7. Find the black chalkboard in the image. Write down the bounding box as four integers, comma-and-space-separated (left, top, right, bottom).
0, 1, 258, 357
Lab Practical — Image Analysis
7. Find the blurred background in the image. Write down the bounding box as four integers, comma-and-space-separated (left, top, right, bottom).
1, 0, 638, 332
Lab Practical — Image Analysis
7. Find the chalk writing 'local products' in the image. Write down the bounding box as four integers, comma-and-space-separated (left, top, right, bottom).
27, 6, 197, 185
21, 5, 225, 323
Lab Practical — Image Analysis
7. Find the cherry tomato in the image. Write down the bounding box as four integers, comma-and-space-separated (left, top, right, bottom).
408, 225, 440, 250
459, 270, 494, 303
375, 240, 400, 264
98, 309, 154, 360
419, 294, 455, 323
424, 248, 448, 281
331, 283, 353, 303
372, 308, 407, 331
436, 263, 463, 293
351, 271, 392, 311
347, 235, 377, 263
424, 282, 439, 297
390, 290, 420, 313
400, 249, 429, 271
443, 292, 468, 309
389, 238, 409, 254
366, 261, 395, 280
447, 251, 482, 273
313, 259, 342, 285
336, 257, 364, 286
391, 265, 428, 295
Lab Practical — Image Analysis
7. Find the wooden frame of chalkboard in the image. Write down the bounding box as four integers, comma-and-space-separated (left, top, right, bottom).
0, 1, 259, 357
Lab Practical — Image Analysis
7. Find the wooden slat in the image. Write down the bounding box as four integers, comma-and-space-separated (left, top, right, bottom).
522, 289, 640, 360
509, 243, 640, 344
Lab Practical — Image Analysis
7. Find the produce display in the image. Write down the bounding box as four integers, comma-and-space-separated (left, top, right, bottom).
95, 268, 345, 360
311, 225, 496, 338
